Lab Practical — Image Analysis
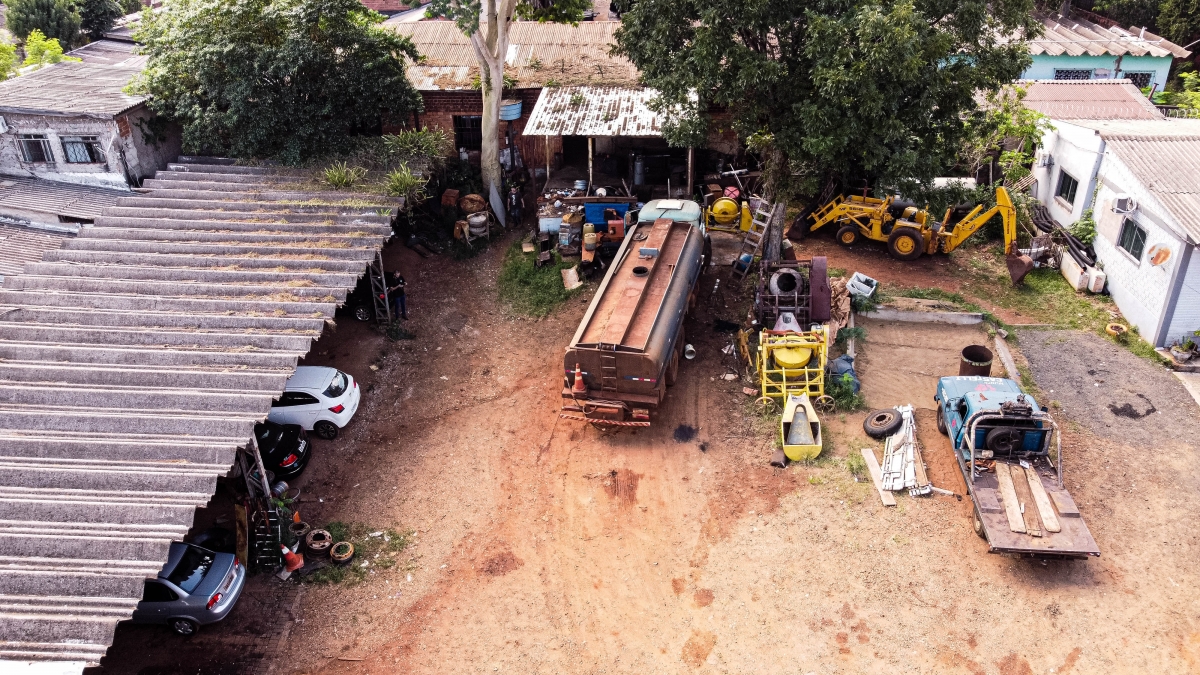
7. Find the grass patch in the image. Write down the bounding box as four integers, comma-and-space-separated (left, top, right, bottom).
303, 522, 413, 585
827, 372, 866, 411
892, 285, 1015, 335
845, 451, 867, 479
497, 240, 585, 317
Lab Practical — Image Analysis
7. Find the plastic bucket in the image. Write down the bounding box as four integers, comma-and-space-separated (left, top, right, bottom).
499, 99, 522, 121
583, 232, 598, 251
959, 345, 994, 377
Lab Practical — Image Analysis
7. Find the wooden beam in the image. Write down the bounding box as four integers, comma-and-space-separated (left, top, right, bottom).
861, 448, 896, 506
995, 463, 1027, 534
588, 137, 594, 194
686, 146, 694, 200
1024, 466, 1062, 533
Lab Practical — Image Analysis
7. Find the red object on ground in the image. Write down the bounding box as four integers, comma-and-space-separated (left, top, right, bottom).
281, 545, 305, 572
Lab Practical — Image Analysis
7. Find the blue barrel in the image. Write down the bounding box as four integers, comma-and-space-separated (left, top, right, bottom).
499, 100, 522, 121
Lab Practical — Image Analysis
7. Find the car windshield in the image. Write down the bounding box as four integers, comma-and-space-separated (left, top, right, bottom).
167, 545, 215, 594
254, 423, 281, 444
323, 371, 348, 398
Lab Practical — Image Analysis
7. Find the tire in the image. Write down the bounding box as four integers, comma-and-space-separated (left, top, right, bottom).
313, 420, 339, 440
836, 224, 860, 247
936, 403, 948, 435
330, 541, 355, 565
985, 427, 1023, 455
353, 305, 372, 322
170, 618, 198, 636
973, 508, 986, 540
887, 226, 924, 261
666, 348, 680, 386
863, 408, 903, 439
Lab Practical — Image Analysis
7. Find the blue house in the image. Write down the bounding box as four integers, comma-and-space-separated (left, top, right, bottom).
1023, 13, 1191, 94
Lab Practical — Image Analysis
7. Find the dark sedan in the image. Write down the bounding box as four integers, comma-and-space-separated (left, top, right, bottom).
253, 420, 311, 479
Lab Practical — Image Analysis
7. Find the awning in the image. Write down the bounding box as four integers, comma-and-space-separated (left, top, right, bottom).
523, 86, 663, 137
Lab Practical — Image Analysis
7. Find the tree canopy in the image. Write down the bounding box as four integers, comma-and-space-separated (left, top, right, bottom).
5, 0, 81, 44
615, 0, 1041, 198
132, 0, 423, 163
79, 0, 124, 42
22, 29, 81, 70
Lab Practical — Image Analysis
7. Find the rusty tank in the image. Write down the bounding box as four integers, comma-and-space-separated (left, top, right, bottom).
560, 199, 707, 426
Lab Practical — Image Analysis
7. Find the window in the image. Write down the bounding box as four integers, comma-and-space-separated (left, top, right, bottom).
18, 135, 53, 163
1054, 69, 1093, 81
142, 580, 178, 603
272, 391, 320, 407
61, 136, 105, 163
166, 545, 214, 594
453, 115, 483, 151
1124, 72, 1153, 89
1117, 218, 1147, 260
322, 371, 348, 398
1056, 171, 1079, 205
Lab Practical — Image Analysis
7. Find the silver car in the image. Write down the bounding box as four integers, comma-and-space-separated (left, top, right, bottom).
131, 542, 246, 635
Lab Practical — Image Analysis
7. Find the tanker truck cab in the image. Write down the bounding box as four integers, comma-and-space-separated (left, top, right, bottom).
561, 200, 707, 426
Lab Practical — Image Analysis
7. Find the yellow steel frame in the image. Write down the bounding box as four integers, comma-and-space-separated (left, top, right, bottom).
757, 326, 829, 401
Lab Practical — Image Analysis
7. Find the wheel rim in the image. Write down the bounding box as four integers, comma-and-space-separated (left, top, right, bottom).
870, 412, 894, 428
840, 231, 855, 244
895, 237, 915, 254
174, 620, 195, 635
354, 307, 371, 321
315, 422, 337, 439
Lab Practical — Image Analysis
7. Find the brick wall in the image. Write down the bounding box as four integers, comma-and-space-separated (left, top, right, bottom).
397, 88, 552, 164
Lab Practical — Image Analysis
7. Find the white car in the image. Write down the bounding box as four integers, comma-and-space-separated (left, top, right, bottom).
267, 366, 360, 439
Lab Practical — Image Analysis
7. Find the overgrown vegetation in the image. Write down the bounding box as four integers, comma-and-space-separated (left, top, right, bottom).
303, 522, 414, 585
323, 162, 367, 189
20, 29, 79, 70
5, 0, 81, 43
827, 372, 866, 411
1069, 209, 1097, 245
497, 241, 584, 317
834, 325, 866, 351
845, 451, 867, 480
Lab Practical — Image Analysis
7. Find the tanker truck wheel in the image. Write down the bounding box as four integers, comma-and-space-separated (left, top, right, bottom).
666, 349, 680, 386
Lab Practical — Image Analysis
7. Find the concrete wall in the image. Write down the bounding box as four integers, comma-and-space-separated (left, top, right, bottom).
1162, 245, 1200, 347
119, 106, 183, 184
1032, 121, 1104, 226
1023, 54, 1173, 90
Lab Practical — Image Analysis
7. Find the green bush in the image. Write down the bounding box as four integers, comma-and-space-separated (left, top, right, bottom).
827, 372, 865, 411
6, 0, 80, 43
845, 451, 867, 479
323, 162, 367, 189
497, 240, 583, 317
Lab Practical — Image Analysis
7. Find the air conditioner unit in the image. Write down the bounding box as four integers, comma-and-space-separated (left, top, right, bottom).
1113, 193, 1135, 213
1037, 153, 1054, 168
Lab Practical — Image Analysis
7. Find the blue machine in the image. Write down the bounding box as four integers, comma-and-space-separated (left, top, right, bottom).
934, 376, 1049, 460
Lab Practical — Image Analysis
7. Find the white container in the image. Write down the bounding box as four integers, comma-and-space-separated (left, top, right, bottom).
1086, 267, 1107, 293
1060, 253, 1088, 291
847, 272, 878, 298
539, 216, 561, 234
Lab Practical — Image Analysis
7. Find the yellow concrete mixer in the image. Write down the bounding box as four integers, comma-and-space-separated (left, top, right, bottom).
705, 195, 752, 234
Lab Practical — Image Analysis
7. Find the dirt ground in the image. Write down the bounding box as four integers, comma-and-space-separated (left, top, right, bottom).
94, 234, 1200, 674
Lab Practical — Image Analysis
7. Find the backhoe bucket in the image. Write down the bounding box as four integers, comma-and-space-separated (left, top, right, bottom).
1006, 251, 1035, 286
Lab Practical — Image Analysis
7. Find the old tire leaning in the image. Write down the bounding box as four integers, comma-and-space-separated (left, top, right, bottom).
973, 508, 986, 539
985, 427, 1023, 455
863, 408, 903, 439
330, 541, 355, 565
313, 420, 338, 440
836, 225, 860, 247
170, 618, 199, 636
936, 403, 948, 435
888, 227, 924, 261
305, 529, 333, 558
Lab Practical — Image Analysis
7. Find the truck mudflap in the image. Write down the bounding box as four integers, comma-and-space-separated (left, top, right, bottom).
961, 411, 1100, 559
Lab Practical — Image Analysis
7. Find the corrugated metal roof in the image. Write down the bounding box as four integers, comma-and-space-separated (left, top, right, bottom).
0, 177, 128, 222
1018, 80, 1164, 120
390, 21, 638, 89
0, 62, 145, 117
0, 224, 70, 281
524, 86, 661, 137
65, 40, 147, 68
0, 161, 398, 667
1088, 119, 1200, 243
1028, 12, 1191, 58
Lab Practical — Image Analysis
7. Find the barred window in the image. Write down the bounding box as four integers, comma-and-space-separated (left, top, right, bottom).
1054, 69, 1093, 81
1117, 218, 1147, 260
1124, 72, 1153, 89
62, 136, 105, 163
1056, 171, 1079, 205
18, 135, 54, 163
453, 116, 483, 152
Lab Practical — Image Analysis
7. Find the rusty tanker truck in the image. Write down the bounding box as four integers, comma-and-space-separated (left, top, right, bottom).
560, 199, 709, 426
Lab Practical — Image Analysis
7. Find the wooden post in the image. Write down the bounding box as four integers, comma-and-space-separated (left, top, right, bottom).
587, 137, 594, 194
544, 135, 551, 191
686, 146, 694, 200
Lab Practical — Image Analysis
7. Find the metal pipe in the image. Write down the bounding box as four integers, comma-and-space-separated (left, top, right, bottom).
588, 137, 593, 195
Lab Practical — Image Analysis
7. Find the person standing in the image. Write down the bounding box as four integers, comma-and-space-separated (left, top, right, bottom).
388, 271, 407, 320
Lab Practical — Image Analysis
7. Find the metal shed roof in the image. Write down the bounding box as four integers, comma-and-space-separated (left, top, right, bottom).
1017, 80, 1164, 121
0, 177, 128, 223
0, 161, 398, 668
65, 40, 147, 68
524, 86, 662, 137
1028, 12, 1191, 58
0, 62, 145, 117
390, 21, 639, 90
0, 224, 71, 282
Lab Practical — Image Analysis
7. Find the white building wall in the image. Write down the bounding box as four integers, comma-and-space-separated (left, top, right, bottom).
1091, 152, 1188, 345
1032, 121, 1104, 227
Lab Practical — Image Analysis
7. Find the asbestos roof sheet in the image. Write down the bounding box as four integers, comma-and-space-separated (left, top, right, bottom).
1018, 80, 1164, 120
0, 161, 399, 667
524, 86, 662, 137
0, 223, 70, 281
390, 21, 639, 89
66, 39, 148, 68
0, 62, 145, 117
0, 177, 128, 221
1028, 12, 1191, 58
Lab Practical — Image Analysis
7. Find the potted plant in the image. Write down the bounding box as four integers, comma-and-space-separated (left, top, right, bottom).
1169, 338, 1196, 362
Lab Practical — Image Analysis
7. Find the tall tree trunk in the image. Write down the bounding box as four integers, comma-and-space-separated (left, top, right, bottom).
470, 0, 516, 226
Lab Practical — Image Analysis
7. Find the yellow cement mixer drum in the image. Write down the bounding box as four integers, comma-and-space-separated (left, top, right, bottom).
710, 197, 740, 225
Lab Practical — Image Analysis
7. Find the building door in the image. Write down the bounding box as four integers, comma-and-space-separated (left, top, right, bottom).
562, 135, 588, 167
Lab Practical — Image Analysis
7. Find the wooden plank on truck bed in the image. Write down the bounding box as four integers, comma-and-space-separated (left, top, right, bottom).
861, 448, 896, 507
994, 463, 1027, 534
1024, 466, 1061, 533
1010, 463, 1043, 537
1049, 490, 1080, 516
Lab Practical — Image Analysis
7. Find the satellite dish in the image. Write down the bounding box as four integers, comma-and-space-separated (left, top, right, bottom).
1147, 244, 1170, 266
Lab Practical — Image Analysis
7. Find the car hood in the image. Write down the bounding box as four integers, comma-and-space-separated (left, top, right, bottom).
938, 376, 1023, 401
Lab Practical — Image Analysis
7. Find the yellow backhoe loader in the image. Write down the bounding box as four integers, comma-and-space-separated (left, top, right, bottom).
807, 186, 1033, 284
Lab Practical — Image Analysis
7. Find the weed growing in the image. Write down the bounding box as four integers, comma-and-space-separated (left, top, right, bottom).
303, 522, 414, 585
845, 451, 867, 479
497, 240, 584, 317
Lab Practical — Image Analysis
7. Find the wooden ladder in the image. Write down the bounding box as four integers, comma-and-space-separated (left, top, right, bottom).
733, 201, 778, 280
599, 345, 619, 392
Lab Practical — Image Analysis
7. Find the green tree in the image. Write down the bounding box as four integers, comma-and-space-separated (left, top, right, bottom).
132, 0, 423, 163
0, 41, 18, 81
79, 0, 124, 41
22, 28, 81, 69
615, 0, 1041, 201
424, 0, 590, 224
1091, 0, 1161, 30
962, 85, 1052, 184
1158, 0, 1200, 48
5, 0, 82, 44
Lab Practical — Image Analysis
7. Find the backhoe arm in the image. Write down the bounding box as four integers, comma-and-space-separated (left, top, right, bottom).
941, 187, 1017, 254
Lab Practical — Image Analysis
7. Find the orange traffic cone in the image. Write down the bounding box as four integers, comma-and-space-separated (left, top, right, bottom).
571, 363, 587, 394
281, 544, 305, 572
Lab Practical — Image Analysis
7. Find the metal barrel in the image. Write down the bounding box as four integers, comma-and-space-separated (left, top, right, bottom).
959, 345, 994, 376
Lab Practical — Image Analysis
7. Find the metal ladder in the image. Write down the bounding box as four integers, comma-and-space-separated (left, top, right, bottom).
368, 249, 391, 323
733, 201, 778, 280
599, 345, 619, 392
